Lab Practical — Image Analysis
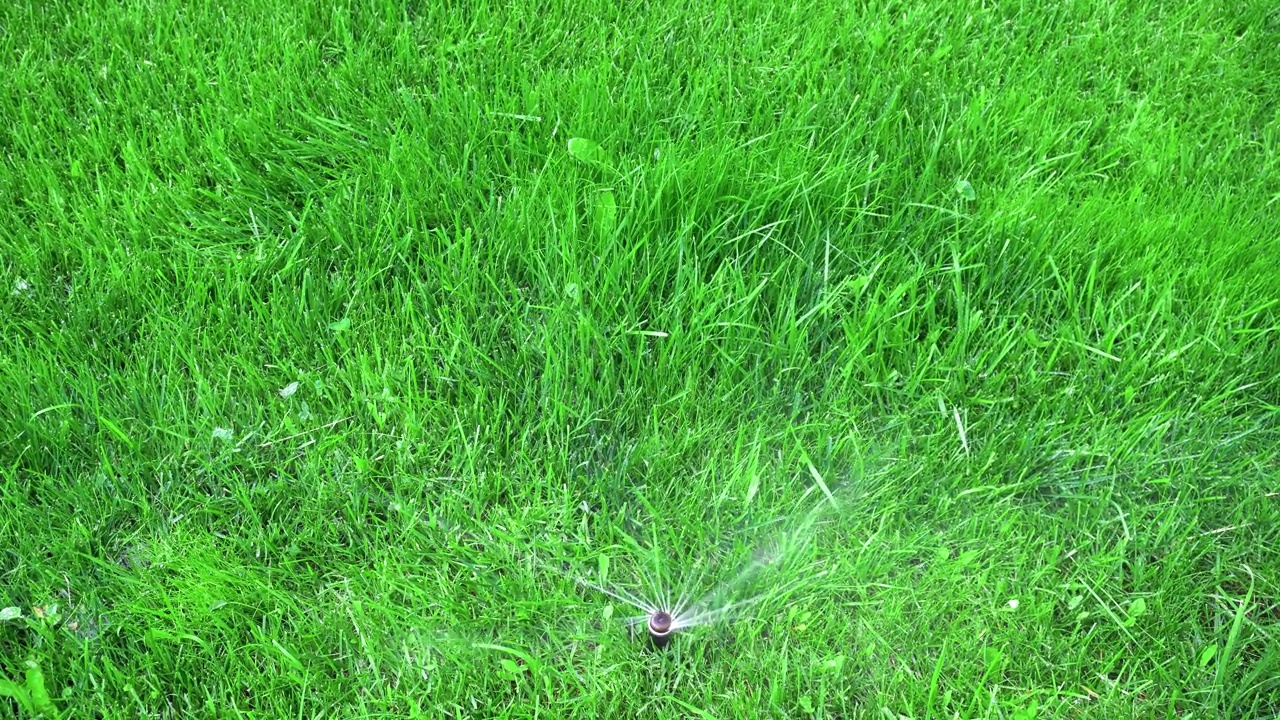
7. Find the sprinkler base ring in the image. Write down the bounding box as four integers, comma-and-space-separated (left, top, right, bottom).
647, 611, 674, 649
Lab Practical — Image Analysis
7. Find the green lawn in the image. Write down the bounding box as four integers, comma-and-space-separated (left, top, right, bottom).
2, 0, 1279, 717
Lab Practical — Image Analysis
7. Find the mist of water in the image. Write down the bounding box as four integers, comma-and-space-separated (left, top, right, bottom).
566, 490, 836, 638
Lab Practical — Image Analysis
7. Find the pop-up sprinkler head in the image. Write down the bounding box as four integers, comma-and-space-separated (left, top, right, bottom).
647, 610, 674, 649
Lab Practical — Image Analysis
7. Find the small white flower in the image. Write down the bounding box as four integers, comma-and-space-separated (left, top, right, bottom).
279, 381, 299, 398
1007, 599, 1020, 610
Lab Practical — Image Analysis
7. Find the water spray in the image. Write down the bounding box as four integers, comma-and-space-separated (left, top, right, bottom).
563, 479, 844, 649
576, 525, 825, 651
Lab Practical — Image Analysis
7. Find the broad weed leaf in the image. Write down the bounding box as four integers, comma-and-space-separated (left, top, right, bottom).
593, 190, 618, 237
567, 137, 609, 166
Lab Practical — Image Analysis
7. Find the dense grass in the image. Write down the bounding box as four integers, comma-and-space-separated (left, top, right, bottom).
2, 0, 1279, 717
